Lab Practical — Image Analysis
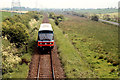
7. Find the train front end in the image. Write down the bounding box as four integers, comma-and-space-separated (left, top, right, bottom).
38, 23, 54, 49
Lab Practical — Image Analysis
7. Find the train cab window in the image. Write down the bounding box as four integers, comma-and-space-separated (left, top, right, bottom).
38, 31, 54, 41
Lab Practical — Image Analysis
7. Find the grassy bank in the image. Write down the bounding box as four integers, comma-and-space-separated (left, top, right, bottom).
57, 15, 118, 78
2, 18, 42, 78
50, 19, 96, 78
2, 12, 43, 78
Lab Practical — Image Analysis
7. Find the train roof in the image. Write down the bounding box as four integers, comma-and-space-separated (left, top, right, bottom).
39, 23, 53, 31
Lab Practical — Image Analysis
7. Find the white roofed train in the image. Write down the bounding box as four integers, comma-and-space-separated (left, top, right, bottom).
38, 23, 54, 49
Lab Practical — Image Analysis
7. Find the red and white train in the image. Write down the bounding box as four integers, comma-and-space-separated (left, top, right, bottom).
38, 23, 54, 49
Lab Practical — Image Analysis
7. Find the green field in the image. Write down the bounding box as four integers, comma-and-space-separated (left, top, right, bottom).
50, 14, 118, 78
50, 19, 96, 78
96, 12, 118, 18
74, 8, 118, 22
75, 8, 118, 14
0, 12, 18, 21
0, 12, 11, 21
96, 12, 118, 22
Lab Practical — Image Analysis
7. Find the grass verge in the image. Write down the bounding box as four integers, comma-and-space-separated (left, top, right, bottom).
57, 15, 118, 78
50, 19, 96, 78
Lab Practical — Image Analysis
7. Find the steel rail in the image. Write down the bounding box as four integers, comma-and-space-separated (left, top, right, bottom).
37, 52, 40, 80
50, 50, 55, 80
36, 50, 55, 80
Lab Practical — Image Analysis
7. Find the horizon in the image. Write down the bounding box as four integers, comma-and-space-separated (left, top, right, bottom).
0, 6, 119, 10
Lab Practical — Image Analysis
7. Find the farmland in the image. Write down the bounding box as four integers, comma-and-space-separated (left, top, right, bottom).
0, 12, 18, 21
50, 14, 118, 78
74, 8, 118, 22
75, 8, 118, 14
96, 12, 118, 22
0, 12, 11, 21
97, 12, 118, 18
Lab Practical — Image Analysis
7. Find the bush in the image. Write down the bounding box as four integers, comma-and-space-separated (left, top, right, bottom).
49, 12, 55, 19
79, 14, 85, 17
106, 18, 111, 21
2, 22, 10, 36
98, 55, 104, 59
103, 15, 111, 21
33, 15, 39, 21
2, 22, 29, 47
57, 15, 64, 19
4, 17, 15, 25
49, 13, 64, 25
91, 15, 99, 21
55, 19, 59, 25
113, 61, 119, 66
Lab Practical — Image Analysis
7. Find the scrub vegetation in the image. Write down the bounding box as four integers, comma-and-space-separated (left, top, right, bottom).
50, 19, 96, 78
2, 11, 43, 78
50, 13, 119, 78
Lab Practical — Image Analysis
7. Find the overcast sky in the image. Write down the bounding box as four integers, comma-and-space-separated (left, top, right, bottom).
0, 0, 119, 9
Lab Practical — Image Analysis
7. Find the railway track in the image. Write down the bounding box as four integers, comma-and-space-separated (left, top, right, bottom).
28, 15, 65, 79
37, 50, 55, 80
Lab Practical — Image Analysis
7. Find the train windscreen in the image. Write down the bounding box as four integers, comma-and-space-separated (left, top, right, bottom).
38, 31, 53, 41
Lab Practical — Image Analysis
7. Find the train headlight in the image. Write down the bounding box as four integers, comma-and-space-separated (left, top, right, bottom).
50, 43, 53, 44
